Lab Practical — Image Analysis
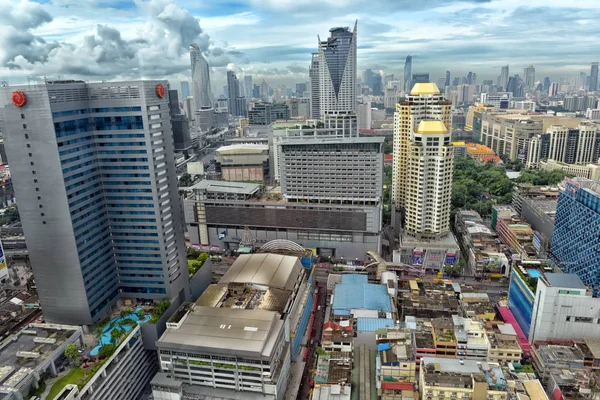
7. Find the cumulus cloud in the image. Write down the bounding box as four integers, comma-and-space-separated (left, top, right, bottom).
0, 0, 244, 80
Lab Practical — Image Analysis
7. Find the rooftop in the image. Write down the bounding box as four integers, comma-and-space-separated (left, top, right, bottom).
410, 82, 440, 96
421, 358, 506, 390
279, 136, 385, 146
215, 143, 269, 154
332, 275, 392, 314
187, 180, 260, 195
220, 253, 303, 291
416, 120, 448, 135
545, 273, 587, 290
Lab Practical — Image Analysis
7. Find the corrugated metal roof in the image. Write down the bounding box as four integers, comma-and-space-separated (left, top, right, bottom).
333, 277, 392, 314
357, 318, 394, 332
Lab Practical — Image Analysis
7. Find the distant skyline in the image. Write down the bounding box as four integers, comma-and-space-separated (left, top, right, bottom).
2, 0, 600, 89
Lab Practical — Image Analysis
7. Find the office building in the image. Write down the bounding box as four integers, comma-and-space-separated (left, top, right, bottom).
543, 77, 551, 92
190, 43, 213, 109
372, 74, 383, 96
309, 52, 320, 119
591, 62, 599, 92
551, 177, 600, 295
500, 65, 509, 90
524, 64, 535, 89
392, 82, 452, 210
168, 90, 192, 153
363, 68, 374, 88
479, 113, 543, 161
357, 101, 372, 130
318, 22, 357, 116
295, 82, 307, 96
180, 81, 190, 100
548, 82, 559, 96
244, 75, 253, 100
541, 160, 600, 181
445, 71, 451, 88
480, 92, 511, 109
404, 121, 454, 238
288, 98, 310, 119
248, 102, 289, 125
586, 108, 600, 120
404, 56, 413, 93
154, 251, 313, 399
411, 73, 429, 84
227, 70, 242, 116
0, 80, 188, 325
235, 96, 248, 117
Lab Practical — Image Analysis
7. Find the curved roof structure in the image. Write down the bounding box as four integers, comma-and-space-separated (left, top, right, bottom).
220, 253, 302, 291
260, 239, 306, 253
410, 82, 440, 96
416, 120, 448, 135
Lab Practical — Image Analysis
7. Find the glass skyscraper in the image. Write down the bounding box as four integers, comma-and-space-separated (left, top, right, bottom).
0, 80, 189, 325
190, 43, 213, 110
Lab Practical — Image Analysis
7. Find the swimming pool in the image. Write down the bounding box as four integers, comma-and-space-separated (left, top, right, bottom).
89, 307, 150, 356
527, 269, 541, 278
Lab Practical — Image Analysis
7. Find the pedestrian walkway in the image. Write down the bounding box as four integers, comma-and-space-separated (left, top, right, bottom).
284, 355, 306, 400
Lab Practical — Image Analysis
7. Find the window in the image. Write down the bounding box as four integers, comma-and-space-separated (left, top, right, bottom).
25, 134, 29, 139
26, 144, 31, 148
23, 124, 27, 129
35, 188, 39, 192
42, 221, 46, 225
21, 114, 25, 119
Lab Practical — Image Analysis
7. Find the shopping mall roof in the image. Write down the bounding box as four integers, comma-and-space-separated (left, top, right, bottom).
333, 275, 392, 314
410, 82, 440, 96
188, 180, 260, 195
220, 253, 303, 291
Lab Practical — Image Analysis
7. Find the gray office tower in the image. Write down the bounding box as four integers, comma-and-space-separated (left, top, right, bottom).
168, 89, 192, 152
404, 56, 413, 93
591, 62, 599, 92
0, 80, 189, 325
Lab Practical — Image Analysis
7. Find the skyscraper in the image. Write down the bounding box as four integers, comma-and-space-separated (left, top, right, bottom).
180, 81, 190, 99
363, 69, 374, 88
500, 65, 509, 90
190, 43, 213, 109
412, 73, 430, 84
550, 178, 600, 296
393, 83, 452, 213
404, 56, 413, 93
0, 80, 188, 325
309, 53, 320, 118
445, 71, 451, 88
317, 22, 357, 115
244, 76, 253, 100
524, 64, 535, 89
543, 77, 551, 92
590, 62, 599, 91
227, 70, 241, 116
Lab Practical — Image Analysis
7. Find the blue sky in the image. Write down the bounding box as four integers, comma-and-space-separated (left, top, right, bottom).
1, 0, 600, 90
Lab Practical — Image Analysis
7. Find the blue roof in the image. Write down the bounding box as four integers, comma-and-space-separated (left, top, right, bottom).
358, 318, 395, 332
341, 274, 368, 284
377, 342, 391, 351
333, 278, 392, 314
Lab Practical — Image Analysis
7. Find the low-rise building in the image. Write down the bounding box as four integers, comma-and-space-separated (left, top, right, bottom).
486, 324, 523, 364
313, 351, 352, 400
531, 342, 586, 381
214, 143, 270, 182
453, 316, 490, 360
419, 358, 509, 400
431, 318, 457, 358
466, 143, 496, 162
375, 326, 417, 399
452, 141, 467, 158
461, 292, 496, 321
541, 159, 600, 181
322, 321, 353, 353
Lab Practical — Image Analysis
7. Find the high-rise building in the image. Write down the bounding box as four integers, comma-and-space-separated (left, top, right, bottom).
295, 82, 307, 96
180, 81, 190, 100
372, 74, 383, 96
506, 75, 525, 97
0, 80, 188, 325
404, 56, 413, 93
227, 70, 241, 116
412, 73, 430, 84
524, 64, 535, 89
363, 69, 374, 88
445, 71, 451, 88
317, 22, 357, 116
591, 62, 599, 92
404, 120, 454, 238
393, 83, 452, 212
550, 178, 600, 296
244, 75, 253, 100
500, 65, 509, 90
168, 89, 192, 152
543, 77, 551, 92
190, 43, 213, 109
309, 52, 320, 118
549, 82, 559, 96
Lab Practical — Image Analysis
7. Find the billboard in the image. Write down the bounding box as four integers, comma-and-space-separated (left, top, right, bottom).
412, 248, 424, 266
445, 251, 457, 265
0, 239, 7, 282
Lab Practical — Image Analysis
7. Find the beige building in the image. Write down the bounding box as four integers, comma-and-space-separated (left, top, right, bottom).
404, 121, 454, 238
393, 83, 452, 210
540, 159, 600, 181
486, 327, 522, 364
419, 358, 509, 400
214, 143, 269, 182
480, 113, 543, 161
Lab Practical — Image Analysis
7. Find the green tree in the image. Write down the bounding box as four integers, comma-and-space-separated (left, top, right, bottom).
110, 328, 125, 345
178, 173, 193, 187
64, 343, 80, 366
197, 252, 209, 264
136, 309, 145, 320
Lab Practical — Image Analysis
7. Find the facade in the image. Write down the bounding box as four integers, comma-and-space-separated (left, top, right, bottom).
318, 23, 357, 116
155, 252, 313, 399
451, 141, 467, 158
375, 326, 417, 398
591, 62, 599, 92
524, 65, 535, 89
183, 180, 382, 260
248, 103, 290, 125
168, 90, 192, 152
404, 56, 413, 93
226, 71, 241, 116
500, 66, 509, 90
404, 121, 454, 238
309, 53, 321, 119
540, 159, 600, 181
550, 178, 600, 295
0, 80, 188, 325
479, 113, 543, 161
244, 75, 253, 100
392, 83, 452, 210
214, 144, 269, 182
190, 43, 213, 109
480, 92, 511, 109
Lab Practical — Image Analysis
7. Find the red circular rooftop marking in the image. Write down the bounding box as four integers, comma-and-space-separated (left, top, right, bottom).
156, 84, 165, 98
11, 91, 26, 107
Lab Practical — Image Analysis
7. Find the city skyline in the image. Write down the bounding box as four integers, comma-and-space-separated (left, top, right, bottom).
2, 0, 600, 89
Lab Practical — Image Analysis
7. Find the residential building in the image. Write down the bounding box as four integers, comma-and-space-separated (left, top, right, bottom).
155, 251, 313, 399
419, 358, 508, 400
183, 180, 382, 260
431, 318, 457, 358
190, 43, 213, 109
318, 23, 357, 117
403, 121, 454, 238
550, 177, 600, 296
451, 141, 467, 158
313, 350, 353, 399
375, 326, 417, 398
322, 321, 353, 353
357, 101, 372, 130
214, 144, 269, 182
485, 325, 523, 364
453, 316, 489, 360
548, 82, 559, 96
404, 56, 413, 93
235, 96, 248, 118
392, 82, 452, 210
0, 80, 188, 325
586, 108, 600, 120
